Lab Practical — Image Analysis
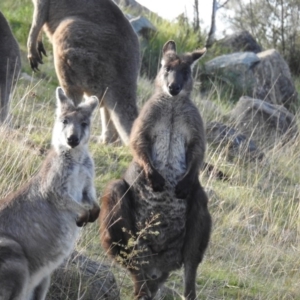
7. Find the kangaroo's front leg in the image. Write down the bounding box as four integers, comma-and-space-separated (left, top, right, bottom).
82, 181, 100, 223
27, 0, 49, 71
54, 193, 90, 227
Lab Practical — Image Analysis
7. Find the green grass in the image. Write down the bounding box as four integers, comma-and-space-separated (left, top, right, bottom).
2, 1, 300, 299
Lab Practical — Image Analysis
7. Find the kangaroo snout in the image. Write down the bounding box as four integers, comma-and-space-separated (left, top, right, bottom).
67, 135, 80, 148
168, 83, 182, 96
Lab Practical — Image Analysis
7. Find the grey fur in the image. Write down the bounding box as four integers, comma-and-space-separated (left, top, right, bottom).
27, 0, 140, 145
0, 11, 21, 124
0, 87, 100, 300
100, 41, 211, 300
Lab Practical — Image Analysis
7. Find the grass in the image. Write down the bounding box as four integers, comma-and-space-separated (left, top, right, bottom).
2, 1, 300, 300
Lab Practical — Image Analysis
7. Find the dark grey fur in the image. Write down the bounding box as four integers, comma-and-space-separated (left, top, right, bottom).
0, 11, 21, 124
100, 41, 211, 300
27, 0, 140, 144
0, 87, 100, 300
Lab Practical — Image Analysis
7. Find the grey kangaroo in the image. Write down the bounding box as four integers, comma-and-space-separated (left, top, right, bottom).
0, 11, 21, 124
27, 0, 140, 145
0, 87, 100, 300
100, 41, 211, 300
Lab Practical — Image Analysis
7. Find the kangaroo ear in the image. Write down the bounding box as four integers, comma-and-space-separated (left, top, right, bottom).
162, 40, 176, 55
85, 95, 99, 113
191, 47, 207, 69
56, 87, 74, 111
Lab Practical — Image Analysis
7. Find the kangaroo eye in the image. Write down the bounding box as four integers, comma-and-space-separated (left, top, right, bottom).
81, 121, 88, 127
62, 119, 68, 125
165, 66, 170, 73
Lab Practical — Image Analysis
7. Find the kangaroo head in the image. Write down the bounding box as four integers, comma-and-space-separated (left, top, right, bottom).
52, 87, 99, 151
156, 40, 206, 97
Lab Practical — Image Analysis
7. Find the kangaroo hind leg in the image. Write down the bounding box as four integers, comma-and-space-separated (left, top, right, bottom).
183, 183, 211, 300
32, 276, 51, 300
0, 237, 29, 300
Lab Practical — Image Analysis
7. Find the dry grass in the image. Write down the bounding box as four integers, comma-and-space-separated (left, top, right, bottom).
1, 74, 300, 299
1, 2, 300, 295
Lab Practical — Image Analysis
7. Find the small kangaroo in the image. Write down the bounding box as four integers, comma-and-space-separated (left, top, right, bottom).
100, 41, 211, 300
0, 87, 100, 300
27, 0, 140, 145
0, 11, 21, 124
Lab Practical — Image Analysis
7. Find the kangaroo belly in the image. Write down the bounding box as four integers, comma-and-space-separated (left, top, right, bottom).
133, 182, 187, 271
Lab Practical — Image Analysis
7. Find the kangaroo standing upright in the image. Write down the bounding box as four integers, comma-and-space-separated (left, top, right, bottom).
0, 87, 100, 300
27, 0, 140, 145
100, 41, 211, 300
0, 11, 21, 124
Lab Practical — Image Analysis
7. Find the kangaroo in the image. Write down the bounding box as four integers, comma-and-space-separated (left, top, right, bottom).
0, 11, 21, 124
100, 41, 211, 300
27, 0, 140, 145
0, 87, 100, 300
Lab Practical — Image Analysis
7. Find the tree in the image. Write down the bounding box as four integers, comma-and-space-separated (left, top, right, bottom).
206, 0, 230, 48
224, 0, 300, 74
193, 0, 200, 32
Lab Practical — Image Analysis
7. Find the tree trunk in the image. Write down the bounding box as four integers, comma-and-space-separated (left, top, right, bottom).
206, 0, 217, 48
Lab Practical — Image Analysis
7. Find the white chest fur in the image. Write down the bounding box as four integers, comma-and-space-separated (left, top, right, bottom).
151, 103, 190, 186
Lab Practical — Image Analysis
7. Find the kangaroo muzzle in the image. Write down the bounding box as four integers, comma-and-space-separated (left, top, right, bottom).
168, 82, 182, 96
67, 134, 80, 148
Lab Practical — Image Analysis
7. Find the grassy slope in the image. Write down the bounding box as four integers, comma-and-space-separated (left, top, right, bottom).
2, 1, 300, 299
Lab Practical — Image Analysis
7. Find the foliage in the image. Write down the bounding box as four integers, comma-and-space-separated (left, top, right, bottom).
223, 0, 300, 75
139, 12, 206, 78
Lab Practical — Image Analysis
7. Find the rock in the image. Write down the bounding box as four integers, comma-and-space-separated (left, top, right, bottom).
230, 96, 298, 148
252, 49, 298, 110
218, 30, 262, 53
48, 251, 120, 300
205, 52, 260, 73
203, 52, 260, 97
206, 121, 264, 161
202, 49, 298, 109
129, 15, 156, 39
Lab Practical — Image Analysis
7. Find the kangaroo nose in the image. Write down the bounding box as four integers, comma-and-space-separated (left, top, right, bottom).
67, 135, 80, 148
168, 83, 181, 96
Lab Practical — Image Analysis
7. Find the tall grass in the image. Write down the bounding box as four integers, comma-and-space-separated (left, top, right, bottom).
1, 74, 300, 299
2, 1, 300, 299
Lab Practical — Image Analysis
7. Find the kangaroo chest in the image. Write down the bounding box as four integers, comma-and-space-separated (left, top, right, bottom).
54, 154, 93, 203
151, 102, 189, 186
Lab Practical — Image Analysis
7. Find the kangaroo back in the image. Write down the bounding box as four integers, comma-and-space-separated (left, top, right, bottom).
27, 0, 140, 145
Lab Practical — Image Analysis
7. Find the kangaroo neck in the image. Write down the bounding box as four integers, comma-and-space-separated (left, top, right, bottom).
55, 144, 88, 162
156, 90, 191, 102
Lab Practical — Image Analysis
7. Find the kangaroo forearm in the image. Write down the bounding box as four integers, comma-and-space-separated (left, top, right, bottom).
58, 194, 87, 215
132, 139, 154, 173
27, 0, 49, 49
182, 145, 203, 183
82, 187, 97, 207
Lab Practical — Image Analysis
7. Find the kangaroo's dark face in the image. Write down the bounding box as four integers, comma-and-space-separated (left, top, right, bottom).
156, 40, 206, 97
162, 58, 192, 96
